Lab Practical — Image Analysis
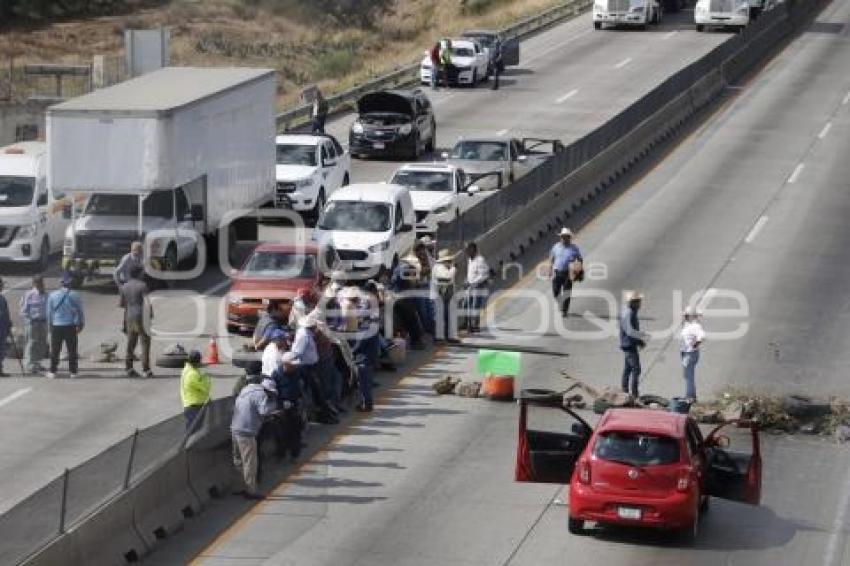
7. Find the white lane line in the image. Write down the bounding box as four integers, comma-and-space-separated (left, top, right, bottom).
0, 388, 32, 409
787, 163, 805, 184
614, 57, 632, 69
662, 31, 677, 39
496, 128, 510, 136
745, 215, 769, 243
843, 91, 850, 106
555, 89, 579, 104
818, 122, 833, 139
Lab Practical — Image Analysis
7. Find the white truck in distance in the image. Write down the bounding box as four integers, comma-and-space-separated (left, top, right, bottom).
389, 163, 479, 237
0, 142, 71, 270
593, 0, 662, 28
695, 0, 751, 30
274, 133, 350, 218
49, 67, 276, 285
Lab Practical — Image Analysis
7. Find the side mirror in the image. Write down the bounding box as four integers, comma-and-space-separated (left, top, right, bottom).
190, 204, 204, 222
62, 204, 72, 220
518, 155, 528, 163
466, 184, 481, 195
441, 152, 449, 160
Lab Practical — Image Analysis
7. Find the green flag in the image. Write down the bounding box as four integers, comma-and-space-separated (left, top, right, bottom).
476, 349, 521, 377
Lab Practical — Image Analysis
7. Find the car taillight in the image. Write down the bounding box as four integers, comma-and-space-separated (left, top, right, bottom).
677, 468, 691, 492
578, 460, 591, 485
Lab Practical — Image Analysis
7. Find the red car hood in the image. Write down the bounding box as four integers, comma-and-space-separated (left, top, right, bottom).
228, 276, 312, 298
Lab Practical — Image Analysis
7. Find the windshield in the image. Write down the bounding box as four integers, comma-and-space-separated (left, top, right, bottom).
593, 431, 680, 466
84, 191, 174, 219
453, 47, 474, 57
450, 141, 507, 161
276, 144, 317, 167
0, 176, 35, 207
318, 201, 391, 232
242, 251, 317, 278
391, 171, 453, 192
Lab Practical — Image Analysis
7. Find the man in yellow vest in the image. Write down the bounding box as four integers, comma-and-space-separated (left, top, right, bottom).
181, 350, 211, 428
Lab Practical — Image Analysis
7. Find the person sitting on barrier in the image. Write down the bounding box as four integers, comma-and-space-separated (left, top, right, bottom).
270, 352, 305, 461
231, 367, 276, 500
181, 350, 210, 429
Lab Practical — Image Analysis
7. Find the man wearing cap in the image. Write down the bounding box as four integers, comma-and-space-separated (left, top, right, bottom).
270, 351, 305, 460
464, 242, 490, 333
680, 307, 706, 401
20, 276, 48, 375
433, 249, 459, 342
114, 241, 144, 288
180, 350, 211, 428
261, 328, 289, 377
231, 369, 275, 499
293, 313, 338, 424
46, 272, 85, 379
120, 265, 153, 378
619, 291, 646, 397
549, 228, 583, 317
0, 278, 10, 377
253, 299, 292, 351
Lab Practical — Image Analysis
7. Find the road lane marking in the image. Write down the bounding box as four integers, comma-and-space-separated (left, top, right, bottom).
662, 31, 677, 39
614, 57, 632, 69
843, 91, 850, 106
745, 215, 769, 243
818, 122, 832, 139
0, 388, 32, 409
787, 163, 805, 184
496, 128, 510, 136
555, 89, 579, 104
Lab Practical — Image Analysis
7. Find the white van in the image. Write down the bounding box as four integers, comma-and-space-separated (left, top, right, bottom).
695, 0, 750, 31
313, 183, 416, 276
0, 142, 70, 269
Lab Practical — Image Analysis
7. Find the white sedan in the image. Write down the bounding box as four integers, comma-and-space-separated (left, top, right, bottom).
420, 39, 490, 87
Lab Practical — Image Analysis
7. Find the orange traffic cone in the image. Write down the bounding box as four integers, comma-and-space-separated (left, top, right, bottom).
204, 337, 220, 365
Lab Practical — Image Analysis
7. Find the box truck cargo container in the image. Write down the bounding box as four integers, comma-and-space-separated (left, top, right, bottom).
47, 66, 276, 285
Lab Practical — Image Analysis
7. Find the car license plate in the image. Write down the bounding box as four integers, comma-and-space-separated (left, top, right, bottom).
373, 142, 385, 149
617, 507, 641, 520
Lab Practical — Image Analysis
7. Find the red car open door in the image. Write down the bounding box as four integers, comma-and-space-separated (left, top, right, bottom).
704, 420, 762, 505
516, 389, 592, 484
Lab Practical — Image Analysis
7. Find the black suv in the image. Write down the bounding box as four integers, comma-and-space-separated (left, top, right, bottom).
349, 89, 436, 160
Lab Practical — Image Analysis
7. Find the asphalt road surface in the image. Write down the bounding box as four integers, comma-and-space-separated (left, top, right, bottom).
0, 7, 734, 515
141, 0, 850, 564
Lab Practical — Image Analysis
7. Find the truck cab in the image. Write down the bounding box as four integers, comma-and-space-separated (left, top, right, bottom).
593, 0, 663, 28
695, 0, 750, 30
0, 142, 69, 270
274, 133, 351, 218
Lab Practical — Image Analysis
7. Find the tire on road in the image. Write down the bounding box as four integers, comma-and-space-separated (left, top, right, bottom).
568, 516, 586, 535
156, 352, 188, 369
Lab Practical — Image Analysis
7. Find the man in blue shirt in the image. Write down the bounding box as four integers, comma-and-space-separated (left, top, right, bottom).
549, 228, 583, 316
619, 291, 646, 397
46, 272, 85, 379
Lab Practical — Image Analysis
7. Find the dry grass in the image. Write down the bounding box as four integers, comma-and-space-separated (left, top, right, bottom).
0, 0, 562, 109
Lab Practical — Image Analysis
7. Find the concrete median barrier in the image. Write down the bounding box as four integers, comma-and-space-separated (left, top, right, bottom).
132, 452, 201, 548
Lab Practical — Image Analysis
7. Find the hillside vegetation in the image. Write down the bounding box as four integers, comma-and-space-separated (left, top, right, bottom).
0, 0, 561, 108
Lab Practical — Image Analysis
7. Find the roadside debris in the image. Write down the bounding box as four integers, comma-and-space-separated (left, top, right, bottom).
89, 341, 119, 363
432, 375, 461, 395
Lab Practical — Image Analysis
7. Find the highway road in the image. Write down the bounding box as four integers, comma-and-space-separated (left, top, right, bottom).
139, 0, 850, 564
0, 7, 735, 516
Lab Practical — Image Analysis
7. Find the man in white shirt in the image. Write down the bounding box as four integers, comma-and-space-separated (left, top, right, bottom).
680, 306, 706, 401
261, 329, 289, 377
464, 242, 490, 333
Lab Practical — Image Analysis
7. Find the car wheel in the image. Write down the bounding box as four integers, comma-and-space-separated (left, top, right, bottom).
699, 494, 710, 514
594, 21, 602, 29
568, 516, 586, 535
342, 173, 350, 186
156, 352, 188, 369
680, 506, 699, 544
313, 188, 326, 220
696, 24, 704, 31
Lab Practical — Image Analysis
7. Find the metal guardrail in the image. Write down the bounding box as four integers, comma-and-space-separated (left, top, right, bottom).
275, 0, 592, 132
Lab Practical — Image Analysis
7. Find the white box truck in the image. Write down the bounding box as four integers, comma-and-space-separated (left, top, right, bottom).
0, 142, 73, 270
48, 66, 276, 285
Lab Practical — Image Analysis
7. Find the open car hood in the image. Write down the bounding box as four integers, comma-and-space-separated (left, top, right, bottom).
357, 92, 414, 117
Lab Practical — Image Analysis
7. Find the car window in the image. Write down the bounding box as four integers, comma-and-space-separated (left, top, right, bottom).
277, 144, 318, 166
321, 144, 330, 163
242, 251, 317, 278
331, 137, 345, 156
510, 141, 519, 161
175, 189, 190, 219
318, 201, 391, 232
0, 176, 35, 207
450, 141, 507, 161
593, 431, 681, 466
452, 47, 474, 57
391, 170, 453, 192
395, 202, 403, 230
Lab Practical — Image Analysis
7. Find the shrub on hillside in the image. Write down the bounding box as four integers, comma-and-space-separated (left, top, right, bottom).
1, 0, 159, 23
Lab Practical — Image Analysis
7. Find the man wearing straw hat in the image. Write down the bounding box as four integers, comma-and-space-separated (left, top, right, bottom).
680, 306, 706, 401
619, 291, 646, 397
433, 249, 459, 342
549, 227, 583, 317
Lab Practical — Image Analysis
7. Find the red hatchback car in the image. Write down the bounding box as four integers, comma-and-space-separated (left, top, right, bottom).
515, 389, 762, 541
226, 243, 337, 334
